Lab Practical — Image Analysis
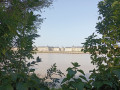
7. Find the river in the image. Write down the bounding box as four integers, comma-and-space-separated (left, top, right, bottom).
28, 53, 96, 79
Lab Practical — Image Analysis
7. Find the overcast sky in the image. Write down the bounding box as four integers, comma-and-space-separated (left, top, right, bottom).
34, 0, 101, 47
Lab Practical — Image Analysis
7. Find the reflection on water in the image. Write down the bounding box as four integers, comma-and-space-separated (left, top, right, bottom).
28, 53, 96, 79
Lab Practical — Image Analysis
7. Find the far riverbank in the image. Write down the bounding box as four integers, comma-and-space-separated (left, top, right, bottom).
34, 51, 89, 54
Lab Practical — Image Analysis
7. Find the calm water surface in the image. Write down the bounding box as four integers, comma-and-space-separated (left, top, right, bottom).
29, 53, 96, 78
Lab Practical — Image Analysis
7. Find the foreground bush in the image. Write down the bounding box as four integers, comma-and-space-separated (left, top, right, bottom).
0, 0, 120, 90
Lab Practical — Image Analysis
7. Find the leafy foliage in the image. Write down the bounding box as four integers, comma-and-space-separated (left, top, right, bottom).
0, 0, 53, 74
0, 0, 53, 89
61, 62, 91, 90
82, 0, 120, 89
0, 72, 49, 90
43, 63, 64, 88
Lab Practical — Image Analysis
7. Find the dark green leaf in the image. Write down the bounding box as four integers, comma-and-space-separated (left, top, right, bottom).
36, 56, 41, 62
112, 69, 120, 79
79, 75, 87, 81
72, 82, 84, 90
71, 62, 80, 67
16, 82, 28, 90
0, 85, 13, 90
77, 69, 85, 75
67, 68, 76, 79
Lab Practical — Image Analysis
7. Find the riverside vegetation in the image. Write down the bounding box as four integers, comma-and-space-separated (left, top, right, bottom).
0, 0, 120, 90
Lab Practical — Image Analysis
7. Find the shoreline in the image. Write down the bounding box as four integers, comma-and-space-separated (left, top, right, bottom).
33, 51, 89, 54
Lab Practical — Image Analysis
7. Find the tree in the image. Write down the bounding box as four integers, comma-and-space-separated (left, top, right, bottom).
82, 0, 120, 89
0, 0, 54, 89
0, 0, 53, 73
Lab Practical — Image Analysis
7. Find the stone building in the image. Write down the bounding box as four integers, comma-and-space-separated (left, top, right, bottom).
52, 47, 60, 52
72, 47, 82, 52
60, 47, 65, 51
64, 47, 72, 52
37, 46, 49, 52
36, 46, 83, 53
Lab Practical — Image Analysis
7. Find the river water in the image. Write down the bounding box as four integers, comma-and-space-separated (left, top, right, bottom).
29, 53, 96, 79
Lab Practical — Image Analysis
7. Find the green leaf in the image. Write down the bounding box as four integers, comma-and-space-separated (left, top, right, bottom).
103, 81, 113, 87
79, 75, 87, 81
67, 68, 76, 79
61, 78, 68, 84
72, 82, 84, 90
40, 87, 49, 90
16, 82, 28, 90
30, 69, 35, 72
36, 56, 41, 62
112, 69, 120, 79
71, 62, 80, 67
92, 81, 103, 89
112, 1, 118, 7
77, 69, 85, 75
31, 61, 36, 64
74, 78, 82, 82
27, 62, 31, 67
11, 73, 17, 81
0, 85, 13, 90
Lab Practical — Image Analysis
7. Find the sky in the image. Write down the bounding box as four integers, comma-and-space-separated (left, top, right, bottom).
34, 0, 101, 47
